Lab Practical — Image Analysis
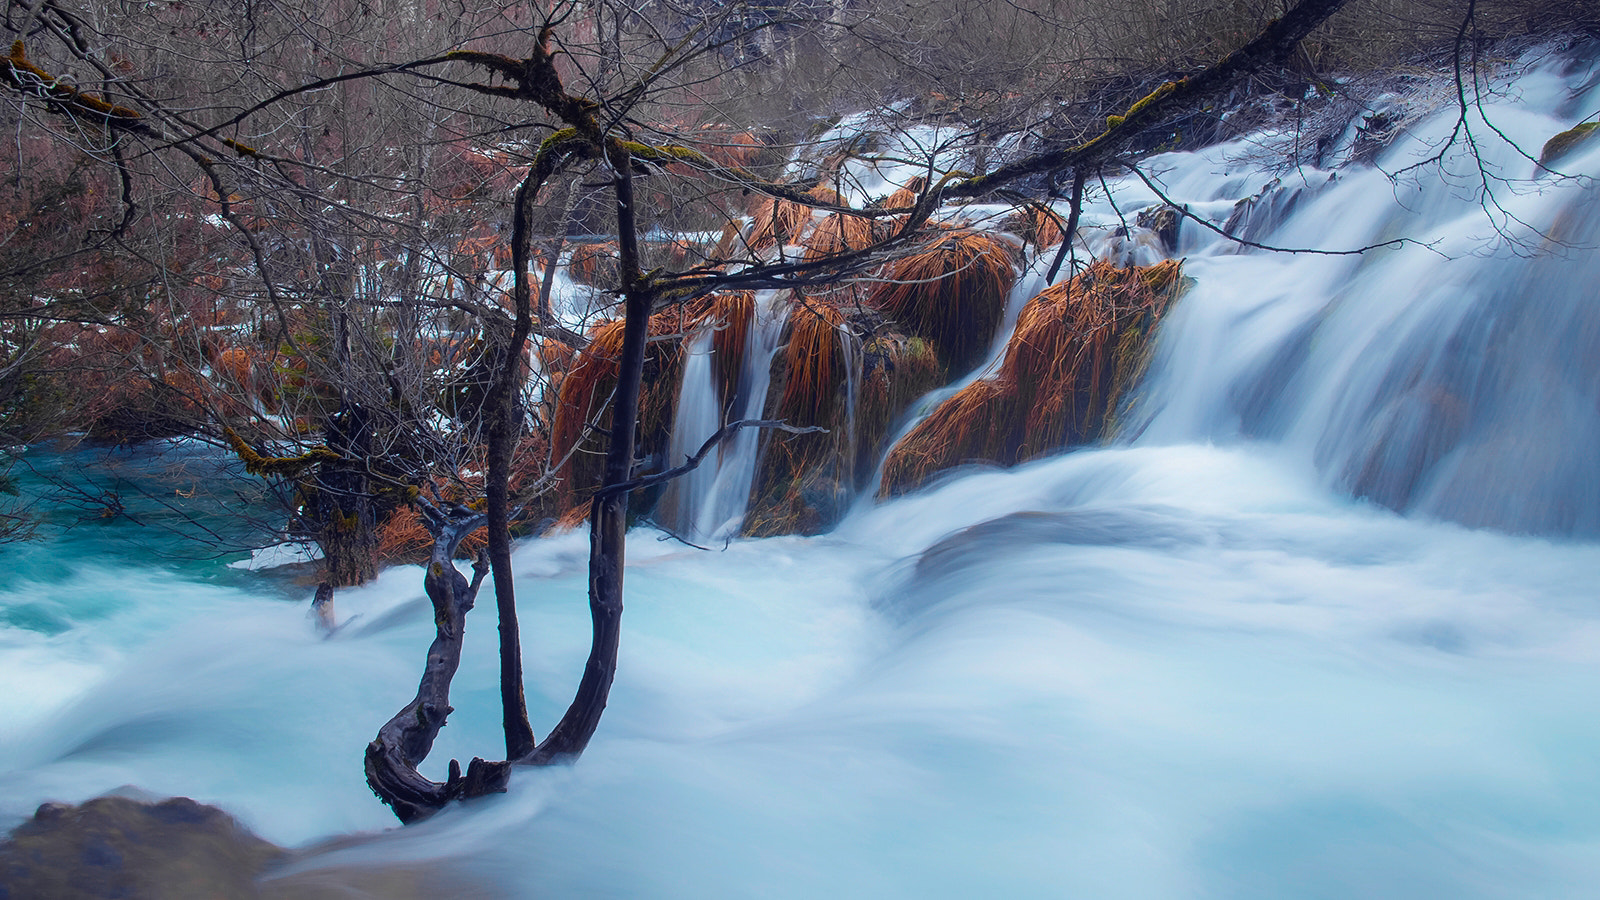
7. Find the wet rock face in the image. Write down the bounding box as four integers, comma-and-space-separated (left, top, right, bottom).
1134, 204, 1182, 254
0, 796, 283, 899
1540, 120, 1597, 166
0, 795, 494, 900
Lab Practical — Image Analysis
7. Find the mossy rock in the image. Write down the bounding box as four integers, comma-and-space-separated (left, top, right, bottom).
0, 795, 282, 899
1539, 121, 1598, 167
0, 794, 493, 899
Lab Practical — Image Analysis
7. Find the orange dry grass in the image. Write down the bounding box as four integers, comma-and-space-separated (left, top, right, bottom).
549, 310, 689, 517
375, 505, 489, 565
1027, 205, 1065, 248
743, 185, 843, 254
698, 125, 763, 169
879, 259, 1185, 496
743, 435, 839, 538
778, 295, 847, 424
550, 319, 627, 463
869, 229, 1017, 374
803, 214, 878, 262
745, 196, 815, 254
375, 506, 434, 565
744, 291, 870, 537
567, 242, 620, 287
214, 345, 253, 388
882, 175, 929, 211
804, 184, 844, 206
539, 337, 576, 373
689, 290, 755, 412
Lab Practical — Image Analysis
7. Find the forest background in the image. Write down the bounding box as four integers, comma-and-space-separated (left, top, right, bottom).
0, 0, 1596, 825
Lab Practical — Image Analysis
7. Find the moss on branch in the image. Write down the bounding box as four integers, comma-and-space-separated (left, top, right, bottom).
224, 427, 340, 478
222, 137, 259, 158
4, 41, 143, 122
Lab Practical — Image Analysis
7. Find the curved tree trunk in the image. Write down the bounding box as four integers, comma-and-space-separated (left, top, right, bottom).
364, 505, 509, 823
483, 171, 540, 762
316, 404, 379, 587
525, 156, 647, 764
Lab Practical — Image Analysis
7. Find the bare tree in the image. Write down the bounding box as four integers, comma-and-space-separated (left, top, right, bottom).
16, 0, 1518, 823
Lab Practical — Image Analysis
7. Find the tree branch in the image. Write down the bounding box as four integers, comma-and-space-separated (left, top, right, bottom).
597, 419, 827, 501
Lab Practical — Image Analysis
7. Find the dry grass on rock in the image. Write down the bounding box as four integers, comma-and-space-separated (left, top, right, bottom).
880, 259, 1185, 496
869, 229, 1017, 375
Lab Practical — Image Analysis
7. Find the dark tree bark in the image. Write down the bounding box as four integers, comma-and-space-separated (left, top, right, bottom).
525, 151, 648, 764
364, 503, 509, 823
1045, 168, 1089, 285
483, 171, 540, 763
314, 404, 379, 588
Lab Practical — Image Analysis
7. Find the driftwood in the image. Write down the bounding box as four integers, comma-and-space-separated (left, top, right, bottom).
363, 500, 510, 823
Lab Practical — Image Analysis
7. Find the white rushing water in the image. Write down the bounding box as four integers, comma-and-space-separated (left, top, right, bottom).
657, 290, 792, 542
4, 46, 1600, 899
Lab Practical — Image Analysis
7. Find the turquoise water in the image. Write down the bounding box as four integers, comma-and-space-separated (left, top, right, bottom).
2, 45, 1599, 900
4, 439, 292, 593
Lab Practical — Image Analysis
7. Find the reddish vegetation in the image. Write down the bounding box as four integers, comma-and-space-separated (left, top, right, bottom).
744, 195, 818, 254
1023, 204, 1065, 249
880, 259, 1185, 496
868, 229, 1018, 374
778, 295, 848, 425
567, 241, 621, 287
802, 213, 879, 262
690, 290, 755, 413
881, 175, 929, 210
548, 307, 693, 517
695, 125, 764, 170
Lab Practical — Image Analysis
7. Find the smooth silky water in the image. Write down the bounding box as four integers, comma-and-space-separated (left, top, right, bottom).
4, 49, 1600, 898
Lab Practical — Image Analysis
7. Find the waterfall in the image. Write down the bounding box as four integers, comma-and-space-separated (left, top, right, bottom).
654, 328, 719, 536
858, 260, 1047, 500
1121, 53, 1600, 535
656, 290, 791, 542
5, 47, 1600, 900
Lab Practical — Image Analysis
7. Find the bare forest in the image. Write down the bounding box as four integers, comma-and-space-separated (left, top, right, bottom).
1, 0, 1596, 829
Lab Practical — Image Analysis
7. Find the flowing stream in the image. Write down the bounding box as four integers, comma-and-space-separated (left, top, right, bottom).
4, 48, 1600, 898
657, 290, 791, 543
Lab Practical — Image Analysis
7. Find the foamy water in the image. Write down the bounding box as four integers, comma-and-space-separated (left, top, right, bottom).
3, 44, 1600, 900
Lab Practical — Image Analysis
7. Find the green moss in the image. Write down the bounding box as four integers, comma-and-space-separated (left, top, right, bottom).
223, 427, 340, 478
222, 137, 258, 158
536, 127, 581, 158
1540, 122, 1598, 167
615, 139, 712, 166
1107, 79, 1183, 132
4, 41, 142, 121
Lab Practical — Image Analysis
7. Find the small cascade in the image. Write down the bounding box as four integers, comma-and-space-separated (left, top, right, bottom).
1124, 52, 1600, 536
656, 290, 790, 542
654, 328, 720, 536
839, 324, 862, 480
860, 260, 1048, 498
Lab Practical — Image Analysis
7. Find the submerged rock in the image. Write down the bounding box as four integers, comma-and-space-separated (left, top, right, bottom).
0, 795, 282, 899
1540, 120, 1598, 167
0, 794, 493, 899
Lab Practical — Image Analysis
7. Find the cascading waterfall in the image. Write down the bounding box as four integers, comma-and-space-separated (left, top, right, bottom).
654, 328, 719, 535
1123, 55, 1600, 535
656, 290, 791, 542
4, 47, 1600, 900
860, 262, 1047, 498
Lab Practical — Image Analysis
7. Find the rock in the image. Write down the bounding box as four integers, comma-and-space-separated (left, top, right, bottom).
0, 795, 495, 899
1135, 204, 1182, 254
0, 795, 283, 899
1540, 121, 1598, 167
